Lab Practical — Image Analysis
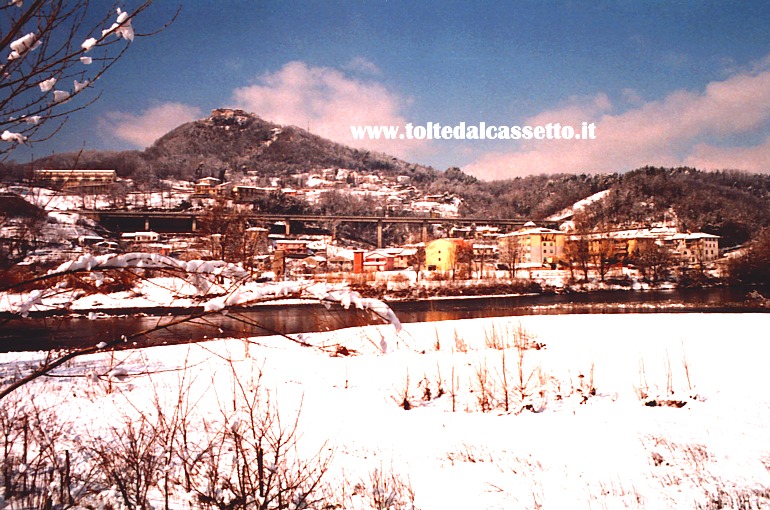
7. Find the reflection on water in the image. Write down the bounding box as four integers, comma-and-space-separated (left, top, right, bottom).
0, 286, 766, 353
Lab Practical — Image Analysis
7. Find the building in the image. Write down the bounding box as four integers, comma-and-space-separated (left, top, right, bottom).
473, 244, 498, 258
425, 238, 469, 272
327, 254, 353, 272
233, 186, 278, 202
665, 233, 720, 265
121, 231, 160, 243
371, 247, 417, 270
33, 169, 116, 194
77, 235, 104, 246
193, 177, 222, 197
390, 247, 418, 269
449, 225, 501, 240
498, 226, 565, 267
363, 250, 395, 272
562, 227, 720, 269
273, 239, 310, 257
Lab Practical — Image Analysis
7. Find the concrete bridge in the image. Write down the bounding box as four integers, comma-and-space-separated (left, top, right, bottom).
80, 210, 556, 248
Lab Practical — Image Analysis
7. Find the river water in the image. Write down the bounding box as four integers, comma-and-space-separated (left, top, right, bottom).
0, 286, 766, 353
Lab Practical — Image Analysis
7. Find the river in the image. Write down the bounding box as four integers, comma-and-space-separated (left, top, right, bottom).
0, 286, 767, 353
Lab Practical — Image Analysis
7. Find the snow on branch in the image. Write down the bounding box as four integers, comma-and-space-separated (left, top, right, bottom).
49, 252, 251, 295
38, 77, 56, 92
0, 1, 172, 159
199, 280, 403, 331
101, 8, 134, 42
7, 32, 39, 61
1, 130, 26, 143
4, 252, 403, 332
81, 37, 97, 52
312, 285, 403, 332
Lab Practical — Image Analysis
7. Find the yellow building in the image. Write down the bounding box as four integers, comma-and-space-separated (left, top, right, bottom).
425, 238, 468, 271
565, 229, 719, 267
498, 227, 566, 267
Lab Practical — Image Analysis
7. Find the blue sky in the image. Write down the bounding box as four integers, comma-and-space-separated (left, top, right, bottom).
15, 0, 770, 178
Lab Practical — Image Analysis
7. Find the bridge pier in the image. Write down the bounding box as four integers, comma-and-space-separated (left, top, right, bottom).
377, 220, 383, 249
144, 216, 150, 231
284, 219, 291, 236
421, 220, 428, 244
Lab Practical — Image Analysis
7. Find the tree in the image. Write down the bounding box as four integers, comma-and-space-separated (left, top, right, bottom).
0, 1, 177, 159
408, 245, 425, 280
591, 236, 616, 282
451, 240, 473, 280
0, 192, 47, 270
498, 235, 520, 279
632, 241, 673, 283
728, 228, 770, 285
564, 235, 591, 282
199, 200, 256, 264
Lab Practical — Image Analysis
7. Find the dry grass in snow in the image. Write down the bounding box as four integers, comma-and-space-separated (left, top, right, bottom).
0, 313, 769, 509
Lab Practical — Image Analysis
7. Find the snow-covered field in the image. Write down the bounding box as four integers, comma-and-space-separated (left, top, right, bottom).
2, 313, 770, 509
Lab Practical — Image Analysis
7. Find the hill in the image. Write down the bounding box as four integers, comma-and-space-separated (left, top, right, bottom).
575, 167, 770, 247
5, 109, 438, 184
426, 167, 770, 246
2, 109, 770, 245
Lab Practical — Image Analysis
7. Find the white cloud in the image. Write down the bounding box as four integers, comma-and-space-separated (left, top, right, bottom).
232, 61, 430, 160
464, 59, 770, 179
103, 103, 202, 147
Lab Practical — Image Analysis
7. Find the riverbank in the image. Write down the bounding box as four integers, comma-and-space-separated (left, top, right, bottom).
1, 287, 768, 353
2, 283, 767, 319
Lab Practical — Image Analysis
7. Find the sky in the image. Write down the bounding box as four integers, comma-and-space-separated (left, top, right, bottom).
11, 0, 770, 179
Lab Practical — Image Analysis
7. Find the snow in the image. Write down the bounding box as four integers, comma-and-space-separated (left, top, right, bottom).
0, 254, 408, 332
52, 90, 70, 103
1, 130, 26, 143
38, 77, 57, 92
548, 189, 611, 222
102, 8, 134, 42
7, 32, 39, 60
1, 313, 769, 508
74, 79, 89, 93
81, 37, 97, 51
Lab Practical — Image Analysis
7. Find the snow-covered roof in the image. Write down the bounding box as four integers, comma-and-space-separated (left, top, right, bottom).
669, 232, 720, 240
274, 239, 309, 245
508, 227, 563, 237
121, 231, 159, 238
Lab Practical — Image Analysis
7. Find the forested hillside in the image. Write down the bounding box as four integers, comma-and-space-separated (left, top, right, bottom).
432, 166, 770, 246
577, 167, 770, 246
